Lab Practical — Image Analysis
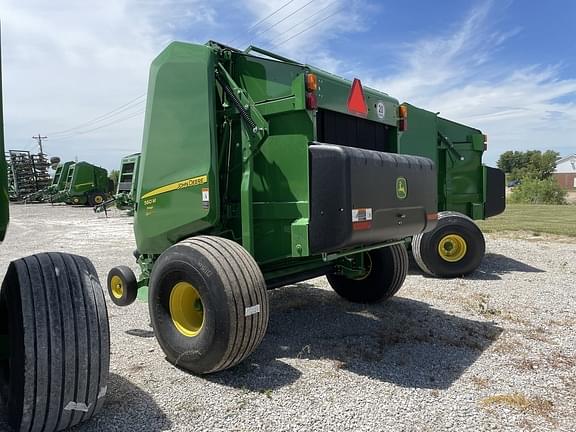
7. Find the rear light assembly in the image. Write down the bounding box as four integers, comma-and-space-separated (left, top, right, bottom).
398, 105, 408, 131
305, 72, 318, 110
306, 73, 318, 92
306, 92, 318, 110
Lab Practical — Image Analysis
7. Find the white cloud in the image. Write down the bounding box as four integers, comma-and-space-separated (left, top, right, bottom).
1, 0, 359, 170
364, 2, 576, 164
0, 0, 221, 169
2, 0, 573, 172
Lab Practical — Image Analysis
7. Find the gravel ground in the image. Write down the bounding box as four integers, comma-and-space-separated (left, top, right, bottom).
1, 203, 575, 432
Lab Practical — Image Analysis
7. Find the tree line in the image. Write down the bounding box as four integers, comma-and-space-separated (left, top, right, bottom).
497, 150, 566, 205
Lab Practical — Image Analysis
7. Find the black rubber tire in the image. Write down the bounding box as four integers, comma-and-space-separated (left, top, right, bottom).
0, 252, 110, 432
411, 211, 486, 278
107, 265, 138, 307
326, 243, 408, 303
88, 193, 105, 207
149, 236, 269, 374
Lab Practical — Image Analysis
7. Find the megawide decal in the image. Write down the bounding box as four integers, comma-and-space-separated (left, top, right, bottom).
396, 177, 407, 200
141, 175, 208, 200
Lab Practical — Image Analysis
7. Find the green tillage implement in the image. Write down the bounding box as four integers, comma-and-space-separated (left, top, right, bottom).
399, 103, 505, 277
107, 41, 439, 375
94, 152, 141, 214
52, 160, 111, 206
0, 34, 109, 432
23, 160, 74, 203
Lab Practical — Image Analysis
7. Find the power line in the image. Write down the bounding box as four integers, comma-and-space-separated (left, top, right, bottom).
272, 8, 341, 48
228, 0, 298, 45
50, 109, 145, 142
236, 0, 316, 48
270, 1, 337, 41
47, 93, 146, 137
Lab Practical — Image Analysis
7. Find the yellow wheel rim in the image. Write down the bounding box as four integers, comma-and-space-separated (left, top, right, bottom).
438, 234, 467, 262
95, 195, 103, 204
169, 282, 204, 337
352, 253, 373, 281
110, 275, 124, 299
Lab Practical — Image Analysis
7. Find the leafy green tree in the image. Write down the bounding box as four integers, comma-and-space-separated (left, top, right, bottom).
497, 150, 559, 181
510, 177, 567, 205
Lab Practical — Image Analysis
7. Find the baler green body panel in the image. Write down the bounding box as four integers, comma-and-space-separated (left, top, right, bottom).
0, 60, 6, 241
230, 52, 312, 263
313, 69, 399, 129
399, 103, 490, 220
134, 43, 220, 253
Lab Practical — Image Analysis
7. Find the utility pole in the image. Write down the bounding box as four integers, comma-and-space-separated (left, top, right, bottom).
32, 134, 47, 155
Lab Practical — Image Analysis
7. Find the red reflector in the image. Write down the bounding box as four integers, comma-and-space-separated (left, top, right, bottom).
399, 118, 408, 132
347, 78, 368, 116
306, 92, 317, 110
353, 220, 372, 231
426, 212, 438, 221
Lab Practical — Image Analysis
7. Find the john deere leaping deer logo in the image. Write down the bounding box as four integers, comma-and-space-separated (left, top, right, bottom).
396, 177, 407, 200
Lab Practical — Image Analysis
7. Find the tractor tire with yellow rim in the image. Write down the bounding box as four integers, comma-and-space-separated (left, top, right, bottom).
326, 243, 408, 303
88, 192, 105, 207
148, 236, 269, 374
411, 211, 485, 278
107, 265, 138, 307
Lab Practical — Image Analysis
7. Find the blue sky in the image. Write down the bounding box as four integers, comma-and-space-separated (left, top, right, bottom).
1, 0, 575, 169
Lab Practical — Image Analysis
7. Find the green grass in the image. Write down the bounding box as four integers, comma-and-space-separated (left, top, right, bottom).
477, 204, 576, 237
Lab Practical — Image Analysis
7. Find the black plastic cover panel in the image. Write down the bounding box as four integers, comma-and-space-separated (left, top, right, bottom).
309, 143, 437, 254
484, 166, 506, 218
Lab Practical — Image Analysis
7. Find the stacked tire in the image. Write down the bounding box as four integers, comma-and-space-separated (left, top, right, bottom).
0, 253, 109, 432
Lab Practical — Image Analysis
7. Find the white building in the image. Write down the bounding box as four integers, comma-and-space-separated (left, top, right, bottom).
554, 154, 576, 190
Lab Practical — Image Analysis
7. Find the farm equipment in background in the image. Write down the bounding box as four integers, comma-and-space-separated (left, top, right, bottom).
0, 37, 110, 432
50, 161, 112, 206
22, 160, 74, 203
107, 41, 439, 375
398, 103, 505, 277
94, 153, 140, 215
5, 150, 51, 201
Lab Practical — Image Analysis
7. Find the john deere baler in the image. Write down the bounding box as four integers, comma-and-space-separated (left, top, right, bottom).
51, 161, 111, 205
399, 103, 505, 277
107, 41, 438, 375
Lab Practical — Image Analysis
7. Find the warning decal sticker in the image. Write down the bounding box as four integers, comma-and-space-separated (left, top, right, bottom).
352, 208, 373, 231
376, 101, 385, 119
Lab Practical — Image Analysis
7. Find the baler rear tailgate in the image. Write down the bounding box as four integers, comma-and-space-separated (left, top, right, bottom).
309, 144, 437, 254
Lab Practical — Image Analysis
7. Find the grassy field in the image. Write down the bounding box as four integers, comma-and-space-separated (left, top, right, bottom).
477, 204, 576, 237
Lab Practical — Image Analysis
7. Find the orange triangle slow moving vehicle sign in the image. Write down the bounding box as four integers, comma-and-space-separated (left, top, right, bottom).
347, 78, 368, 116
